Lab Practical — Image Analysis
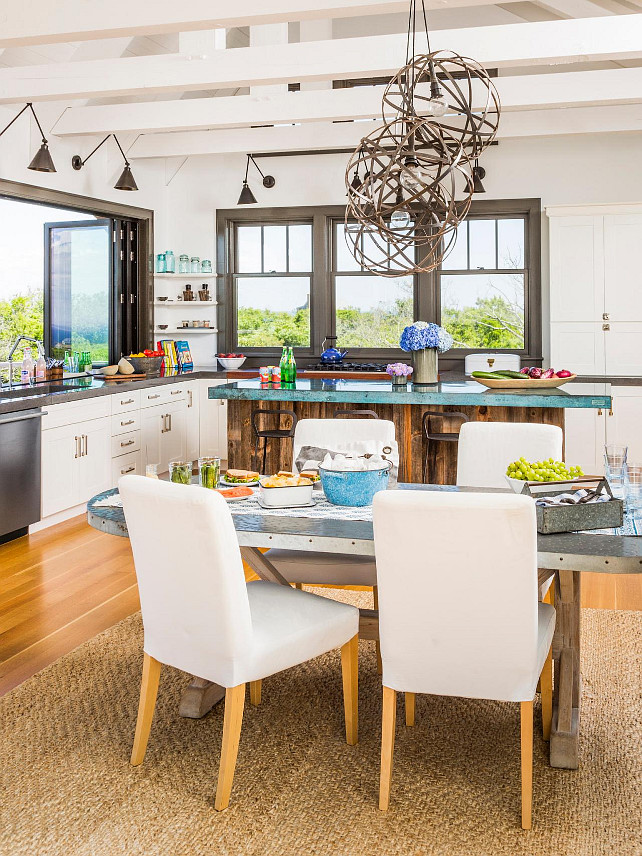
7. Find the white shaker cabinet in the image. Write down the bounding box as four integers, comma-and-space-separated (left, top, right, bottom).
606, 387, 642, 463
548, 205, 642, 376
199, 380, 228, 459
184, 381, 201, 465
141, 400, 187, 473
41, 417, 111, 518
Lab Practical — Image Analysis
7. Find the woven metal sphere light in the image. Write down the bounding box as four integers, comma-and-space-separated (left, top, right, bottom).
345, 117, 473, 276
382, 50, 501, 158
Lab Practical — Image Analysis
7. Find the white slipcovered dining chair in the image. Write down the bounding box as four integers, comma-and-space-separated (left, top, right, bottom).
456, 420, 563, 601
265, 417, 398, 589
373, 490, 555, 829
119, 475, 360, 811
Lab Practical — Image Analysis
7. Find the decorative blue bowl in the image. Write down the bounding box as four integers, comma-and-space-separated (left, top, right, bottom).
320, 464, 390, 507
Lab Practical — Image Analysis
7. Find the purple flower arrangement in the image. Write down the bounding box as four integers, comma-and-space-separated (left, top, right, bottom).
399, 321, 453, 354
386, 362, 414, 378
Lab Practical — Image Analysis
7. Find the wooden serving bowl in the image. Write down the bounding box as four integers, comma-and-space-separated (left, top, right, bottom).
473, 374, 576, 390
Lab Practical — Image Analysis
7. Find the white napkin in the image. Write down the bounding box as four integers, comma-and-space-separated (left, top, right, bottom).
92, 494, 123, 508
535, 489, 610, 507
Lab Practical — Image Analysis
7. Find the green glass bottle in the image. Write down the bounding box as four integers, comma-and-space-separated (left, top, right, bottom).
279, 346, 288, 383
288, 346, 297, 382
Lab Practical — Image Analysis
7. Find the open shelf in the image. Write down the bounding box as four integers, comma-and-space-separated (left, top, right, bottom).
155, 328, 218, 334
154, 272, 216, 279
154, 301, 218, 306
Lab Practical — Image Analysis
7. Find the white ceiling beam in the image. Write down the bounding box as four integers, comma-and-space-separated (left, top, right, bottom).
52, 67, 642, 137
0, 0, 526, 48
127, 103, 642, 159
2, 15, 641, 104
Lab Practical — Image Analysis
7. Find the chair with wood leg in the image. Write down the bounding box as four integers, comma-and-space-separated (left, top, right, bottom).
456, 420, 563, 602
264, 418, 397, 672
120, 475, 360, 811
373, 490, 555, 829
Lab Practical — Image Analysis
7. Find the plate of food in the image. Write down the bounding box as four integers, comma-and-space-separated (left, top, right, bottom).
220, 468, 260, 487
258, 472, 315, 508
472, 368, 576, 389
214, 486, 254, 501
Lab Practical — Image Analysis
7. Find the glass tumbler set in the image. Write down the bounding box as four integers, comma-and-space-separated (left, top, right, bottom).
604, 445, 642, 513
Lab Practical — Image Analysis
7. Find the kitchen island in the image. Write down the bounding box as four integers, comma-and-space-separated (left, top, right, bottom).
209, 378, 612, 483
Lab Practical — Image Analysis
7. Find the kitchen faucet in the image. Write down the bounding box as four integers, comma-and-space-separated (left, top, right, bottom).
3, 336, 45, 388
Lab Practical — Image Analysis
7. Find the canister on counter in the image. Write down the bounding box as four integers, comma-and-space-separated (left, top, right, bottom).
271, 365, 281, 382
259, 366, 270, 382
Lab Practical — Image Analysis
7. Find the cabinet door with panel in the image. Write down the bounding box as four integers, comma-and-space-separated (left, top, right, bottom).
184, 381, 200, 464
41, 425, 81, 517
603, 215, 642, 376
199, 380, 227, 459
563, 407, 606, 476
606, 388, 642, 462
160, 400, 187, 470
76, 418, 112, 500
140, 403, 164, 471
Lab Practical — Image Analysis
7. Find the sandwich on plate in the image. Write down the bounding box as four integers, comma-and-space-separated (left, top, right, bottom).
224, 468, 259, 484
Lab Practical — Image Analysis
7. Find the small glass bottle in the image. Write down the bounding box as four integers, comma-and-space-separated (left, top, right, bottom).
288, 346, 297, 382
178, 254, 189, 274
190, 256, 200, 273
21, 347, 35, 384
279, 346, 288, 383
35, 353, 46, 381
165, 250, 175, 273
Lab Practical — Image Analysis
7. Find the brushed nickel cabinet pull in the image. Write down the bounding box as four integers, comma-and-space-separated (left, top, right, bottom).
121, 465, 136, 474
74, 436, 80, 458
121, 439, 135, 447
171, 389, 181, 395
121, 398, 134, 405
148, 393, 161, 400
83, 435, 88, 456
121, 419, 135, 426
602, 323, 610, 331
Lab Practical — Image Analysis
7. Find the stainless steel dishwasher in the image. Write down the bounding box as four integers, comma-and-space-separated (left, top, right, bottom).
0, 407, 45, 543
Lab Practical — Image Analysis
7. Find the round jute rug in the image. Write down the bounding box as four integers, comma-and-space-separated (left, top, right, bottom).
1, 591, 640, 856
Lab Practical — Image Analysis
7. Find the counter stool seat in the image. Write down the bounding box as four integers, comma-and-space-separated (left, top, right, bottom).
251, 408, 298, 474
422, 410, 469, 483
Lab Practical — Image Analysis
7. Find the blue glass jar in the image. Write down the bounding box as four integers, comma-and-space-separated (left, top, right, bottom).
165, 250, 175, 273
156, 252, 166, 273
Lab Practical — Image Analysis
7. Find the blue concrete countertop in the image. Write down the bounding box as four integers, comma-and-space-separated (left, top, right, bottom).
208, 378, 612, 409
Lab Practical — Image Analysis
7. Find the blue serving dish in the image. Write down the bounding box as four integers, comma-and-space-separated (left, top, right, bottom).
320, 463, 391, 507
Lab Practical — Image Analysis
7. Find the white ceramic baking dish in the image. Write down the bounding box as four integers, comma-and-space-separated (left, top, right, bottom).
258, 479, 314, 508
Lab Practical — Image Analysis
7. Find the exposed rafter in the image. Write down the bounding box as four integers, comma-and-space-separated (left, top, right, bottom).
126, 103, 642, 159
1, 16, 641, 103
0, 0, 526, 48
52, 67, 642, 137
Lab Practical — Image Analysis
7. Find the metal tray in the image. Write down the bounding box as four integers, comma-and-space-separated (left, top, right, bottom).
517, 477, 624, 534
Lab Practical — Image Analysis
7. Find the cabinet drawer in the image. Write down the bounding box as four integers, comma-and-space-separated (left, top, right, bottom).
112, 449, 142, 482
140, 384, 186, 408
111, 389, 140, 415
111, 430, 140, 457
42, 395, 111, 430
111, 411, 140, 435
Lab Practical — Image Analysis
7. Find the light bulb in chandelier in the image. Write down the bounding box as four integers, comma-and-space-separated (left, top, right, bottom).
426, 77, 449, 118
388, 186, 414, 231
400, 155, 429, 193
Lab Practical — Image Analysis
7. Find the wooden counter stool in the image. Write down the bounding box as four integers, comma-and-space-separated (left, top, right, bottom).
421, 410, 469, 483
333, 409, 380, 419
251, 408, 298, 474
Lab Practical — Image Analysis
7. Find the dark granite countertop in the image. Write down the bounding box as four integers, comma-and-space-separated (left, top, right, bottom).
0, 368, 227, 415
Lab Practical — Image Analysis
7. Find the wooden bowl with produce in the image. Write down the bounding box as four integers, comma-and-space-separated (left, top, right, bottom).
472, 367, 576, 390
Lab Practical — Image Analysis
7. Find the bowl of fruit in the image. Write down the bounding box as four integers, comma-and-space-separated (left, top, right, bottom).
216, 353, 246, 371
127, 350, 165, 377
505, 457, 585, 492
471, 367, 576, 389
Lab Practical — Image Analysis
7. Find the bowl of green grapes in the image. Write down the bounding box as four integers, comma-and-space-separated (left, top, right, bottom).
505, 457, 584, 492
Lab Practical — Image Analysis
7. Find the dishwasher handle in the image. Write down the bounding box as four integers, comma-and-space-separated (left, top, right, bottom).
0, 410, 48, 425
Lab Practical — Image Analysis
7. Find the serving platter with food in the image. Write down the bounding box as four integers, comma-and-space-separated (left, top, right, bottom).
258, 471, 316, 508
220, 468, 260, 487
471, 367, 576, 390
213, 486, 254, 502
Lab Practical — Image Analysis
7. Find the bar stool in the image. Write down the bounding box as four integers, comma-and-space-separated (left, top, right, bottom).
251, 408, 298, 474
421, 410, 469, 483
333, 409, 380, 419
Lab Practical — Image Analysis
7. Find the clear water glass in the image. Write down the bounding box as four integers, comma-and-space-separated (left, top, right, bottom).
625, 464, 642, 514
604, 444, 628, 500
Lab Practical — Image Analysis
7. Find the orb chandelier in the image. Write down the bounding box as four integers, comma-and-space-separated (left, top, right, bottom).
343, 0, 500, 275
345, 118, 472, 277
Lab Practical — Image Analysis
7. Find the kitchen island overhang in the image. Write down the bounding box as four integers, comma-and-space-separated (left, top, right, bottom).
209, 378, 611, 483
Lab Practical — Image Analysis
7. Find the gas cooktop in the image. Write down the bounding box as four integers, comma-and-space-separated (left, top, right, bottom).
308, 362, 389, 373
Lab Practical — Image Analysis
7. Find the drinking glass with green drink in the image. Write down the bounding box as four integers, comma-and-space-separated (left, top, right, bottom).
198, 456, 221, 489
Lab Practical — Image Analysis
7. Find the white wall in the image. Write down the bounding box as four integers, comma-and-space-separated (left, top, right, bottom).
156, 130, 642, 364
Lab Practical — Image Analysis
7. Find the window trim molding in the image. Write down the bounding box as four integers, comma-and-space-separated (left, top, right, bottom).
217, 198, 542, 367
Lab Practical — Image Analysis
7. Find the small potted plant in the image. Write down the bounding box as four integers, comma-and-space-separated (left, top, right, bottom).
399, 321, 453, 384
386, 362, 414, 386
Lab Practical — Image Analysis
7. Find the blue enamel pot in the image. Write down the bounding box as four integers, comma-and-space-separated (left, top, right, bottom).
319, 462, 391, 507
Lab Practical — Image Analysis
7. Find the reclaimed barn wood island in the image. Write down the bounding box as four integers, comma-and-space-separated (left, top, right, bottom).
208, 379, 612, 482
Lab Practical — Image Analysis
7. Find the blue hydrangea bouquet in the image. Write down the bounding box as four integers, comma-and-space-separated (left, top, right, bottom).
399, 321, 453, 354
399, 322, 452, 384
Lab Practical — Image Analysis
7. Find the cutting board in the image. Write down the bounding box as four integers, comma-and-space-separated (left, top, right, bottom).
96, 373, 147, 381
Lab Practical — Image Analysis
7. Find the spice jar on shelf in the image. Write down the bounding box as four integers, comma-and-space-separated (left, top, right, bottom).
182, 284, 194, 301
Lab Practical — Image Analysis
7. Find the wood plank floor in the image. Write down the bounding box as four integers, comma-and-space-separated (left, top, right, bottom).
1, 515, 641, 698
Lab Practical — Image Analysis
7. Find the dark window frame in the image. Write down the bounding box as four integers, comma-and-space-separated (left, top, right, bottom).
217, 198, 541, 368
0, 178, 154, 360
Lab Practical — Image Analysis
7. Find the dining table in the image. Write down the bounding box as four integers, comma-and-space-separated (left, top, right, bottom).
87, 482, 642, 772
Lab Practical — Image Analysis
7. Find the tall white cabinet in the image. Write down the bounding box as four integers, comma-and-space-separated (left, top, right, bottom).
548, 204, 642, 377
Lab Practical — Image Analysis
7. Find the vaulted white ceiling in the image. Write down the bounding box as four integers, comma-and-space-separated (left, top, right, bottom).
0, 0, 640, 158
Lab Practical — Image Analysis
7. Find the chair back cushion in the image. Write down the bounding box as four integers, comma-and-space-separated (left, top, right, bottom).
119, 476, 251, 678
456, 421, 563, 488
373, 490, 540, 701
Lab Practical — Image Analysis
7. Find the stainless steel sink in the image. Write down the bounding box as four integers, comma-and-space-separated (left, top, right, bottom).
0, 382, 87, 399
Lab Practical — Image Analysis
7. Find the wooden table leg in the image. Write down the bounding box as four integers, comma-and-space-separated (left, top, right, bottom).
550, 569, 581, 769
